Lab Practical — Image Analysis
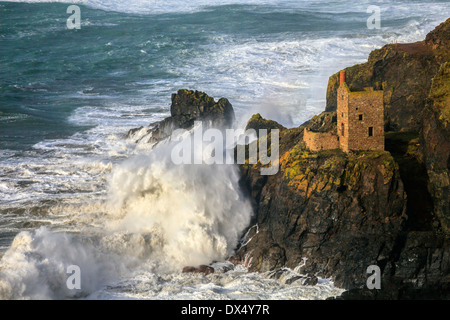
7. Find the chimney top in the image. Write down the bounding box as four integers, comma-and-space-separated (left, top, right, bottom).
340, 70, 346, 85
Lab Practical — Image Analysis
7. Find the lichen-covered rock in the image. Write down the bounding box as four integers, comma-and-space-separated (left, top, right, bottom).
425, 17, 450, 62
237, 139, 407, 291
170, 89, 235, 128
302, 111, 337, 133
235, 111, 449, 298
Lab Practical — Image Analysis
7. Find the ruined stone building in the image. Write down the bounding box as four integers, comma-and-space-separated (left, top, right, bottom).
336, 70, 384, 152
304, 70, 385, 152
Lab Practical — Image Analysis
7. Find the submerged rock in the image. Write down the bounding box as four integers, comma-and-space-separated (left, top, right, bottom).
182, 265, 215, 275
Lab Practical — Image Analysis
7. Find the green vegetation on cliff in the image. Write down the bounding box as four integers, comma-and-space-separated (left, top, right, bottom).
281, 142, 397, 196
428, 62, 450, 127
245, 113, 287, 138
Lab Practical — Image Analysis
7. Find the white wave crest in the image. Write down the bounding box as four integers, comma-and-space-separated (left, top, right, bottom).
0, 133, 253, 299
105, 140, 253, 269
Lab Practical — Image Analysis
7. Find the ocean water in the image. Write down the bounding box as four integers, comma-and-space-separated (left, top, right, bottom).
0, 0, 448, 300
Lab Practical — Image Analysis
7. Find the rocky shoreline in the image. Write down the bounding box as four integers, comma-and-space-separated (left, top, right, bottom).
128, 18, 450, 299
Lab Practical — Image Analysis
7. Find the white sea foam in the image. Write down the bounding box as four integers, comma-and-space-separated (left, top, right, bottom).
1, 0, 290, 14
105, 139, 254, 270
0, 227, 121, 299
87, 269, 344, 300
1, 221, 344, 300
0, 130, 255, 299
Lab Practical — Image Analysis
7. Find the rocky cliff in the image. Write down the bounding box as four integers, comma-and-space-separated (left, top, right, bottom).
235, 118, 407, 292
233, 19, 450, 299
420, 62, 450, 234
126, 19, 449, 299
235, 116, 448, 299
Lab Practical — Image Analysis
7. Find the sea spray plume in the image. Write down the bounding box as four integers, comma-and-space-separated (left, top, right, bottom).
0, 227, 122, 299
168, 121, 280, 175
0, 124, 253, 299
106, 134, 253, 271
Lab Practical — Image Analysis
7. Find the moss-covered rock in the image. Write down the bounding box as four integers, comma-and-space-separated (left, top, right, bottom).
170, 89, 235, 128
245, 113, 286, 138
425, 18, 450, 63
235, 121, 408, 290
302, 111, 337, 133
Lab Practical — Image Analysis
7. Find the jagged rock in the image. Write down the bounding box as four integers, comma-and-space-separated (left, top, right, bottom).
245, 113, 287, 138
265, 268, 318, 285
420, 62, 450, 233
127, 89, 235, 145
303, 276, 318, 286
170, 89, 235, 128
284, 276, 303, 285
182, 265, 215, 275
425, 18, 450, 61
219, 265, 234, 273
302, 111, 337, 133
227, 256, 241, 266
127, 126, 144, 136
238, 143, 407, 290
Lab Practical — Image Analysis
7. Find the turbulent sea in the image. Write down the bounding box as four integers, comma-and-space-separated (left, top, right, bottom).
0, 0, 448, 300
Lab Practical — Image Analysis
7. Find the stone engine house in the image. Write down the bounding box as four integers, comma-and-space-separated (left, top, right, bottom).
337, 70, 384, 152
304, 70, 385, 153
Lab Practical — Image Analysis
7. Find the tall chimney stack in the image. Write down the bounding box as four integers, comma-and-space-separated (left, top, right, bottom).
340, 70, 346, 85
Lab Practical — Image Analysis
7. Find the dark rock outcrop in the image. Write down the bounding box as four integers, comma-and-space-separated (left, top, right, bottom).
245, 113, 287, 138
301, 111, 337, 133
235, 131, 408, 288
182, 265, 215, 275
170, 89, 235, 129
127, 89, 235, 145
235, 115, 449, 298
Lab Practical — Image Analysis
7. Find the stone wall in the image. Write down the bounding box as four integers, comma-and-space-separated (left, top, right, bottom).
303, 128, 339, 152
337, 84, 350, 152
